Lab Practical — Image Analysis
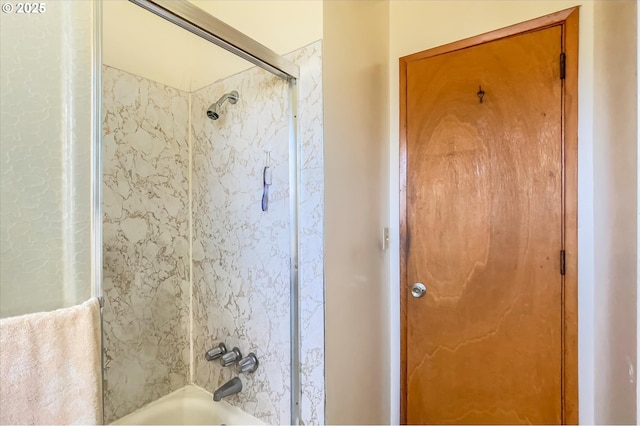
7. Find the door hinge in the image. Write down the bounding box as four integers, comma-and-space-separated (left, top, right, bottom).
560, 53, 566, 80
560, 250, 566, 275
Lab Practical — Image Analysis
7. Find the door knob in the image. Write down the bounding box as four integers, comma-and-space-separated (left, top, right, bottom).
411, 282, 427, 298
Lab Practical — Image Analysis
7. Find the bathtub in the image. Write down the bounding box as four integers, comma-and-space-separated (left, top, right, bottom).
111, 385, 264, 425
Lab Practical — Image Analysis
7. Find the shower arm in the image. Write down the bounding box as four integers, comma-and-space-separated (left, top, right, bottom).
216, 91, 239, 107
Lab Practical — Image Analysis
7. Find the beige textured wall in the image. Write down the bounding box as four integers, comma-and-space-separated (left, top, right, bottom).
593, 1, 637, 423
323, 1, 390, 424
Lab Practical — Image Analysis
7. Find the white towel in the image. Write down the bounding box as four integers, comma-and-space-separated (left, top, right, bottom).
0, 298, 103, 425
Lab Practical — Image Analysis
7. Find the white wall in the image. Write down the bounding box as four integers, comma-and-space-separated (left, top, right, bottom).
103, 0, 322, 91
593, 1, 638, 423
388, 1, 598, 424
323, 1, 390, 424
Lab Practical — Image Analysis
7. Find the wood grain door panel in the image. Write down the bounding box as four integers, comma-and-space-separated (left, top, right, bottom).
405, 26, 564, 425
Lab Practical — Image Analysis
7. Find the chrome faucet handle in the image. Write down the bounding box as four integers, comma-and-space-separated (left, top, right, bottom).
237, 352, 259, 374
205, 343, 227, 361
220, 347, 242, 367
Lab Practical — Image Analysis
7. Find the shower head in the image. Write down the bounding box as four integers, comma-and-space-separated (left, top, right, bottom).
207, 90, 239, 120
206, 105, 221, 121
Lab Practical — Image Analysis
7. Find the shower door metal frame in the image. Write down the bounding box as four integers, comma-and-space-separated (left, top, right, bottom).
92, 0, 103, 307
125, 1, 303, 424
128, 0, 299, 80
91, 0, 104, 423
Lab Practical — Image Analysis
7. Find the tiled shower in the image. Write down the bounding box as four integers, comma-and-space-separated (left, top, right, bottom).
102, 42, 324, 425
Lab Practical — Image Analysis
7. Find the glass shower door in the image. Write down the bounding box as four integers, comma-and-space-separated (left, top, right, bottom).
0, 0, 100, 318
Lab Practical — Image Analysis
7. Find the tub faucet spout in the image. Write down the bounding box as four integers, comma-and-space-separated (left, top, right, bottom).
213, 377, 242, 402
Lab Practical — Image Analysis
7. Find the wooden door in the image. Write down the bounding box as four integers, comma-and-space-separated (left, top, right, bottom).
400, 9, 578, 425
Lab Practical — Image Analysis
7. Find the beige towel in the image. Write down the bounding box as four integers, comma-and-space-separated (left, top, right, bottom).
0, 298, 103, 425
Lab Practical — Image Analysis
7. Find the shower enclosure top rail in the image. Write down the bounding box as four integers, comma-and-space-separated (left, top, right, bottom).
128, 0, 300, 80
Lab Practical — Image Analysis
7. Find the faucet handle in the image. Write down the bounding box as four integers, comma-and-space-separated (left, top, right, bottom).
205, 343, 227, 361
220, 347, 242, 367
237, 352, 259, 374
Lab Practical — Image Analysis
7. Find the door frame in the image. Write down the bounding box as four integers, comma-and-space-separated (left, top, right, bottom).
399, 7, 579, 424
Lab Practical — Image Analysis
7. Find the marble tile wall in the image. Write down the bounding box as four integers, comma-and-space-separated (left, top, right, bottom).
190, 41, 325, 426
191, 64, 292, 425
102, 65, 191, 424
102, 41, 324, 425
290, 41, 325, 426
